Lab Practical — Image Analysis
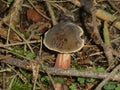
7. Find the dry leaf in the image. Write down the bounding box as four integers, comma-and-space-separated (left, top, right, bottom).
27, 5, 46, 22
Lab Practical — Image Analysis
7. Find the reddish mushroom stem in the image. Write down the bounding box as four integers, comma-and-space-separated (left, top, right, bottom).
55, 53, 71, 68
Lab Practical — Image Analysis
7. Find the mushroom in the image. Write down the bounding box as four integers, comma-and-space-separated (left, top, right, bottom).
43, 22, 84, 68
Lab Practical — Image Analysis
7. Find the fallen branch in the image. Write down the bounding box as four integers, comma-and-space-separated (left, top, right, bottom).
1, 57, 120, 81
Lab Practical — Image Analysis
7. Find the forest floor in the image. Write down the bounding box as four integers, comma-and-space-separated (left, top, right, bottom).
0, 0, 120, 90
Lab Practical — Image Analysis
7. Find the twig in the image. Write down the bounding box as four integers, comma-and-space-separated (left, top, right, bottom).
0, 68, 11, 73
32, 37, 42, 90
46, 68, 120, 82
45, 1, 57, 25
103, 21, 114, 66
52, 3, 75, 22
6, 14, 12, 45
7, 75, 17, 90
46, 71, 56, 90
0, 40, 41, 47
95, 64, 120, 90
31, 61, 40, 90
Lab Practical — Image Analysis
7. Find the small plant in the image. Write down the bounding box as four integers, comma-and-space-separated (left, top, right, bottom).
95, 66, 105, 72
86, 78, 95, 83
25, 51, 36, 59
69, 84, 77, 90
7, 0, 14, 7
54, 77, 64, 83
40, 76, 50, 82
39, 76, 50, 88
77, 77, 85, 84
77, 77, 95, 84
71, 60, 85, 70
115, 85, 120, 90
7, 77, 32, 90
12, 46, 36, 59
103, 82, 116, 90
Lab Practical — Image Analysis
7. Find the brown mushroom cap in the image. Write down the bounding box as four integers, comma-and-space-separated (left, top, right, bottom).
43, 22, 84, 53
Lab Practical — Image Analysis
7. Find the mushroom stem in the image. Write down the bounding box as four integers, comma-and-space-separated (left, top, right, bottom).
55, 53, 71, 68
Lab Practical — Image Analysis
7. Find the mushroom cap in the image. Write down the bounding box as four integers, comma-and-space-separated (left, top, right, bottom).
43, 22, 84, 53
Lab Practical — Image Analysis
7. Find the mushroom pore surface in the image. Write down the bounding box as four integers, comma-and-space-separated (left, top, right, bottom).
43, 22, 84, 53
